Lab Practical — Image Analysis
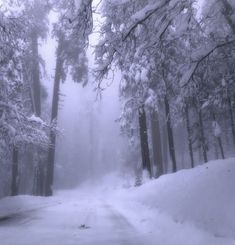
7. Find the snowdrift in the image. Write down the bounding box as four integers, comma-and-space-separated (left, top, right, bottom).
106, 158, 235, 244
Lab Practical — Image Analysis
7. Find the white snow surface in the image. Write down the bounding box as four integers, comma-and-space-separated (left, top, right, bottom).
28, 114, 45, 124
0, 158, 235, 245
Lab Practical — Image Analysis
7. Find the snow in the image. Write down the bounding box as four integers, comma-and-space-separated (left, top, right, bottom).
96, 158, 235, 244
145, 88, 157, 108
130, 1, 166, 22
1, 158, 235, 245
74, 0, 82, 10
108, 0, 130, 6
0, 195, 59, 218
180, 62, 198, 87
28, 114, 44, 124
105, 159, 235, 244
212, 121, 222, 137
140, 67, 148, 82
201, 100, 210, 109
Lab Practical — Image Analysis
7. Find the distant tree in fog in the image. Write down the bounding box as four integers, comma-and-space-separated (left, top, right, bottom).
45, 0, 92, 195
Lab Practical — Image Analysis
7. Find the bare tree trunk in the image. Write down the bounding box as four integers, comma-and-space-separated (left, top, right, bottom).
213, 139, 219, 160
228, 96, 235, 144
211, 112, 225, 159
45, 36, 64, 196
221, 0, 235, 150
198, 108, 208, 163
30, 31, 44, 196
164, 96, 177, 172
11, 147, 18, 196
150, 109, 163, 177
33, 150, 45, 196
217, 136, 225, 159
31, 31, 41, 117
185, 105, 194, 168
138, 105, 152, 178
161, 116, 169, 173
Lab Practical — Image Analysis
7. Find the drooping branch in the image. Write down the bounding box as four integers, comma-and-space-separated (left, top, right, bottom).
181, 37, 235, 87
122, 0, 171, 41
96, 0, 187, 82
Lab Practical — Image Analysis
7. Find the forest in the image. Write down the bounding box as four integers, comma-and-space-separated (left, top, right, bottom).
0, 0, 235, 244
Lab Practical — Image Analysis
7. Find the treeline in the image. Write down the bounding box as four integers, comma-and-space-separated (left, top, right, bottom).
1, 0, 235, 196
0, 0, 91, 197
95, 0, 235, 180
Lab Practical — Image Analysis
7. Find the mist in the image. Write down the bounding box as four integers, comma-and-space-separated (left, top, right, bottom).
0, 1, 235, 244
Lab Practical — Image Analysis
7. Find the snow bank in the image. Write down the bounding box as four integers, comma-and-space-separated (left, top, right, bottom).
0, 195, 58, 218
105, 158, 235, 244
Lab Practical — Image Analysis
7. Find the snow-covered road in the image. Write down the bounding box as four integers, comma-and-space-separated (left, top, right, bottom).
0, 194, 151, 245
1, 158, 235, 245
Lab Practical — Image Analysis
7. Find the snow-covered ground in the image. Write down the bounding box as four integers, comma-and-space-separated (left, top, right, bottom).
103, 158, 235, 245
0, 158, 235, 245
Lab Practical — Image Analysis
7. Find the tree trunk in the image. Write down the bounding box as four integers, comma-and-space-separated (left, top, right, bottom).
185, 105, 194, 168
198, 108, 208, 163
217, 136, 225, 159
31, 31, 41, 117
45, 36, 64, 196
150, 109, 163, 177
30, 31, 45, 196
33, 150, 45, 196
11, 147, 18, 196
164, 96, 177, 172
228, 96, 235, 144
162, 116, 169, 173
138, 105, 152, 178
211, 112, 225, 159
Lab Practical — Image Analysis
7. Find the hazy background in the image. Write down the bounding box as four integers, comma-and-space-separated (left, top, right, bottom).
39, 11, 128, 189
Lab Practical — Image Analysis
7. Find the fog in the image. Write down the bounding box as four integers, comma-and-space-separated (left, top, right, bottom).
54, 78, 126, 187
39, 13, 128, 188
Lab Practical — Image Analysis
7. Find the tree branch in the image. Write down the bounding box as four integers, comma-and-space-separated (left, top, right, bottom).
181, 38, 235, 87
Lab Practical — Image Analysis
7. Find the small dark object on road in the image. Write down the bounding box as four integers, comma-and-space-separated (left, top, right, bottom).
79, 224, 90, 229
